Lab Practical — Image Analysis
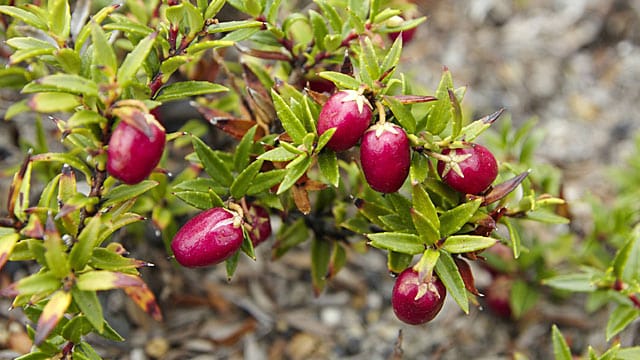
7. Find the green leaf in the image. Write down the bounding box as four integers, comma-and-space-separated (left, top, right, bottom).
439, 199, 482, 238
618, 347, 640, 360
318, 150, 339, 188
102, 180, 158, 207
441, 235, 497, 254
435, 250, 468, 314
606, 305, 640, 341
542, 273, 598, 292
23, 74, 98, 97
31, 152, 92, 183
230, 159, 264, 199
551, 325, 572, 360
503, 218, 522, 259
90, 21, 118, 77
0, 67, 30, 89
62, 316, 93, 344
43, 216, 70, 279
28, 92, 80, 113
225, 251, 240, 280
509, 280, 538, 318
204, 0, 227, 19
233, 125, 257, 172
272, 89, 307, 144
426, 69, 454, 135
276, 154, 312, 195
359, 36, 380, 84
381, 34, 402, 76
613, 226, 640, 281
316, 1, 342, 32
449, 89, 463, 139
525, 210, 570, 224
13, 271, 61, 298
309, 10, 328, 51
67, 110, 107, 128
207, 19, 263, 34
68, 216, 102, 271
48, 0, 71, 39
246, 169, 286, 195
318, 71, 361, 90
172, 191, 213, 210
387, 251, 414, 274
116, 32, 157, 87
258, 146, 299, 162
192, 136, 233, 186
0, 5, 47, 30
367, 232, 424, 255
0, 233, 20, 271
410, 209, 439, 246
55, 48, 82, 75
71, 287, 104, 333
273, 218, 310, 259
412, 184, 439, 228
155, 81, 228, 102
311, 237, 331, 294
384, 95, 416, 133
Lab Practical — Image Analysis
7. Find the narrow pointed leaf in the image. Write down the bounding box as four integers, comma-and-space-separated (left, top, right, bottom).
318, 150, 339, 187
272, 90, 307, 143
384, 95, 416, 133
0, 5, 47, 30
441, 235, 497, 254
311, 237, 331, 295
439, 199, 482, 238
35, 290, 71, 345
0, 233, 20, 272
318, 71, 361, 90
233, 125, 257, 172
435, 250, 469, 313
116, 32, 157, 87
551, 325, 572, 360
123, 283, 163, 321
192, 136, 233, 186
230, 159, 264, 199
71, 287, 104, 333
276, 154, 311, 195
155, 81, 227, 102
367, 232, 424, 255
102, 180, 159, 207
48, 0, 71, 39
606, 305, 640, 341
76, 271, 145, 291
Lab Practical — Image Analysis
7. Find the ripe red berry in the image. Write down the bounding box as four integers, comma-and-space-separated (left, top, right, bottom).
360, 123, 410, 193
171, 208, 244, 267
392, 268, 447, 325
247, 204, 272, 246
436, 143, 498, 195
485, 275, 513, 318
317, 90, 372, 152
388, 27, 417, 43
107, 116, 166, 185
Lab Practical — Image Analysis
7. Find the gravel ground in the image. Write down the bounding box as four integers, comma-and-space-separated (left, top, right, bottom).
1, 0, 640, 359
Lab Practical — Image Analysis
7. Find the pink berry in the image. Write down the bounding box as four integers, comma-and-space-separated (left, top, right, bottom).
247, 204, 272, 246
107, 116, 166, 185
392, 268, 447, 325
437, 143, 498, 195
360, 123, 410, 193
317, 90, 372, 152
171, 208, 244, 267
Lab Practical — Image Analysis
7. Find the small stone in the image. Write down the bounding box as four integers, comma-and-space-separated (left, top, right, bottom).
145, 337, 170, 359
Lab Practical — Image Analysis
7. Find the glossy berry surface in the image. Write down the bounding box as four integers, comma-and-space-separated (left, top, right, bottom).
360, 123, 410, 193
392, 268, 447, 325
107, 117, 166, 185
437, 143, 498, 195
171, 208, 243, 268
247, 204, 272, 246
317, 90, 372, 152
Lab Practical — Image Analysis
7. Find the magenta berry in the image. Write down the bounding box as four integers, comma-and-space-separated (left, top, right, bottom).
107, 116, 166, 185
317, 90, 372, 152
171, 208, 244, 267
436, 143, 498, 195
485, 275, 513, 318
360, 123, 410, 193
392, 268, 447, 325
247, 204, 272, 246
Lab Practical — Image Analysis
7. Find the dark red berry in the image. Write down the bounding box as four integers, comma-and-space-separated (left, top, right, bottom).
107, 116, 166, 185
388, 27, 417, 43
360, 123, 410, 193
317, 90, 372, 152
171, 208, 244, 267
247, 204, 272, 246
392, 268, 446, 325
304, 76, 336, 94
436, 143, 498, 195
485, 275, 513, 318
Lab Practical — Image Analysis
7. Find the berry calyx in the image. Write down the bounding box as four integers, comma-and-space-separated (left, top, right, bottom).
392, 268, 447, 325
246, 204, 272, 246
107, 115, 166, 185
436, 143, 498, 195
360, 123, 410, 193
171, 208, 244, 267
317, 90, 373, 152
